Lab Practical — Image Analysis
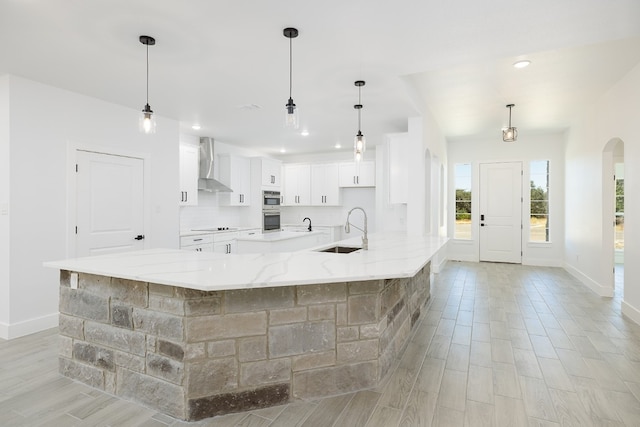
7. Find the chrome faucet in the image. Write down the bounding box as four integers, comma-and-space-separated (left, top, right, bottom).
345, 207, 368, 250
303, 217, 312, 232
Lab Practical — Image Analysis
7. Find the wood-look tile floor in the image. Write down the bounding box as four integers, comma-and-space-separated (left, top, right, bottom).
2, 261, 640, 426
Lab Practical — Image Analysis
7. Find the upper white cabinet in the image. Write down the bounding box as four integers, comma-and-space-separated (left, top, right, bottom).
387, 133, 409, 204
254, 157, 281, 188
218, 154, 251, 206
179, 144, 199, 206
311, 163, 341, 206
338, 161, 375, 187
282, 164, 311, 205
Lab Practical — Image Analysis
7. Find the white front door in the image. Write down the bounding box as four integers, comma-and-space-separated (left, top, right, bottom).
76, 151, 145, 257
479, 162, 522, 263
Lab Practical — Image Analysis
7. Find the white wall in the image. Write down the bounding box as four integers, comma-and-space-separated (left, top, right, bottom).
407, 113, 448, 237
447, 131, 566, 266
1, 75, 180, 339
565, 63, 640, 319
0, 76, 10, 336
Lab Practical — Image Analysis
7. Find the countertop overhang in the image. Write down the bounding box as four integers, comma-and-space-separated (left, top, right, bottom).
44, 232, 448, 291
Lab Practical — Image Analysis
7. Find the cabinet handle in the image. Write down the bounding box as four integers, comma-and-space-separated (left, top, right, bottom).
185, 191, 188, 202
357, 176, 359, 184
193, 238, 203, 242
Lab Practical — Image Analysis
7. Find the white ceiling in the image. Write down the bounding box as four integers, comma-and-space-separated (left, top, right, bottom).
1, 0, 640, 155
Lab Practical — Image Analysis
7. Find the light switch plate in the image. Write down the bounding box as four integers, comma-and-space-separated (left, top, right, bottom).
70, 272, 78, 289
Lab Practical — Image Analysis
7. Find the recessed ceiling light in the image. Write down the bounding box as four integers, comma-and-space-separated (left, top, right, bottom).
280, 148, 286, 153
301, 130, 309, 136
334, 143, 341, 149
191, 124, 201, 130
513, 60, 531, 69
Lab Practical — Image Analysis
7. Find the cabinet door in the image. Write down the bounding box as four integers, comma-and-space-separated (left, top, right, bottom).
311, 164, 341, 206
261, 158, 281, 187
283, 164, 310, 205
338, 161, 375, 187
219, 155, 251, 206
179, 145, 199, 206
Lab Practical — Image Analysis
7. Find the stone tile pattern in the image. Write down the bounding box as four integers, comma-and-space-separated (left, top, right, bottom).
57, 263, 430, 421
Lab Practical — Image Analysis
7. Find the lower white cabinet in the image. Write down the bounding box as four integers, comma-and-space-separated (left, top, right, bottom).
213, 232, 239, 254
338, 161, 375, 187
180, 234, 214, 252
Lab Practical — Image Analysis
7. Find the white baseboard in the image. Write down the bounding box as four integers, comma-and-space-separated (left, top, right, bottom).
0, 313, 59, 340
432, 256, 448, 274
563, 263, 613, 297
622, 301, 640, 326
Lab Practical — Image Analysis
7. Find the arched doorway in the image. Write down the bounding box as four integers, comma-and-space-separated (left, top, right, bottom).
602, 138, 624, 298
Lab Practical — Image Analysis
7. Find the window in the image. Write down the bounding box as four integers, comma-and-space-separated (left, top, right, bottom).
530, 160, 549, 242
454, 163, 472, 239
615, 163, 624, 250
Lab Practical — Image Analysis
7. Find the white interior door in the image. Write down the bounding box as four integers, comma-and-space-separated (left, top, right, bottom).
76, 151, 145, 257
479, 162, 522, 263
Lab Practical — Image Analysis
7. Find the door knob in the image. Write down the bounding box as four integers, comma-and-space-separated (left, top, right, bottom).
134, 235, 145, 240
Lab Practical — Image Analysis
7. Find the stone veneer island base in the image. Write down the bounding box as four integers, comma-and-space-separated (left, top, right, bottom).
57, 263, 430, 421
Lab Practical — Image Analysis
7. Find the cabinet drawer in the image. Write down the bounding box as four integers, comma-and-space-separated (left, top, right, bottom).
180, 234, 214, 248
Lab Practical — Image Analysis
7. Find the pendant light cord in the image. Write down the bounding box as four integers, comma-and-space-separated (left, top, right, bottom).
289, 36, 293, 99
146, 43, 150, 105
357, 86, 362, 132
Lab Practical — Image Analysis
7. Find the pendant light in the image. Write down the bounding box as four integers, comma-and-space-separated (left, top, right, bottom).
353, 80, 366, 162
283, 27, 299, 129
502, 104, 517, 142
139, 35, 156, 134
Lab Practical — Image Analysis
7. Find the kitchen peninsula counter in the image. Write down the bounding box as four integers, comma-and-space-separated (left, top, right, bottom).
45, 232, 447, 421
46, 232, 447, 291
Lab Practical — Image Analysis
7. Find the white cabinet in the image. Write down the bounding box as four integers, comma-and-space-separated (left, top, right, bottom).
239, 228, 261, 238
282, 164, 311, 205
219, 154, 251, 206
388, 133, 409, 204
179, 145, 199, 206
213, 231, 239, 254
311, 163, 341, 206
252, 157, 281, 188
180, 234, 213, 252
338, 161, 375, 187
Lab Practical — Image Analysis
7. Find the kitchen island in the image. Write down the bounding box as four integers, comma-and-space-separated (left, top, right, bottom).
45, 232, 447, 421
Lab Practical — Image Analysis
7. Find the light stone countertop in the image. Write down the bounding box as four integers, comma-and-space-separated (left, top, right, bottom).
45, 232, 448, 291
235, 230, 323, 242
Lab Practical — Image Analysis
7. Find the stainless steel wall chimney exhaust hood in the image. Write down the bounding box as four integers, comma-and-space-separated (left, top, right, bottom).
198, 137, 233, 193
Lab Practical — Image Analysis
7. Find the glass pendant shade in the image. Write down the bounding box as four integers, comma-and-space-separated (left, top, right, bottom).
284, 97, 299, 129
354, 131, 366, 162
140, 104, 156, 134
502, 104, 517, 142
502, 127, 517, 142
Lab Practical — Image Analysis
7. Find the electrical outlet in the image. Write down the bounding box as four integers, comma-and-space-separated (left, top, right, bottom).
70, 272, 78, 289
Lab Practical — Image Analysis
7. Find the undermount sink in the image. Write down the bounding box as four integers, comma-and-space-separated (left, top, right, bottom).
317, 245, 361, 254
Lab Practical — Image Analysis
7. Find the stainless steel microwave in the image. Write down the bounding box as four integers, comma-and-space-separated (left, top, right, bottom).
262, 190, 281, 210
